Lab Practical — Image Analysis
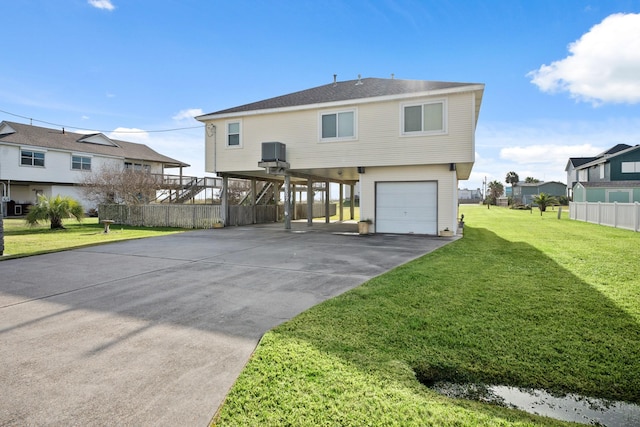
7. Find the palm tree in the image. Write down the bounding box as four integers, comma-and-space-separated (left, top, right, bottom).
532, 192, 558, 216
505, 171, 519, 204
26, 194, 84, 229
524, 177, 540, 183
487, 180, 504, 205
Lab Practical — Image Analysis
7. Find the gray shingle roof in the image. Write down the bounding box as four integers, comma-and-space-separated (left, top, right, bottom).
0, 121, 189, 168
200, 77, 482, 116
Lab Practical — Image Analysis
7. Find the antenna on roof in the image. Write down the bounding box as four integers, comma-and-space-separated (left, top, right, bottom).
355, 74, 363, 85
391, 73, 395, 79
333, 74, 337, 86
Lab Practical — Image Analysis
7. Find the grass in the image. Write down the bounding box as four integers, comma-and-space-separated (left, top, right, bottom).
212, 205, 640, 426
1, 217, 186, 259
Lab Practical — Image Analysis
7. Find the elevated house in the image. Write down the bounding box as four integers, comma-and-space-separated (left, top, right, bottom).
196, 76, 484, 235
512, 181, 567, 205
567, 143, 640, 203
0, 121, 196, 216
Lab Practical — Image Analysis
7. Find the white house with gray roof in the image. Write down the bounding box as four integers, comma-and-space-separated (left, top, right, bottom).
0, 121, 189, 215
197, 76, 484, 235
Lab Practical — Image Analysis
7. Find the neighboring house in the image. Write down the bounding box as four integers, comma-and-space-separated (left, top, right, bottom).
0, 121, 189, 216
565, 144, 630, 199
568, 144, 640, 203
458, 188, 482, 204
512, 181, 567, 205
196, 76, 484, 235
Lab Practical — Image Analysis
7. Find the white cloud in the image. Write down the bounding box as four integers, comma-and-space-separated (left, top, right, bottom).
528, 13, 640, 104
88, 0, 115, 11
172, 108, 203, 121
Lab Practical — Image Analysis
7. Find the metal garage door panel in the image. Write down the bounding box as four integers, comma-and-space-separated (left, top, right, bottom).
376, 182, 437, 234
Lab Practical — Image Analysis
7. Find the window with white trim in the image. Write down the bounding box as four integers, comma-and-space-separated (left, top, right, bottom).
599, 164, 605, 179
227, 121, 241, 147
402, 100, 445, 134
320, 110, 355, 140
72, 155, 92, 171
21, 150, 45, 167
124, 162, 151, 172
578, 169, 588, 181
621, 161, 640, 173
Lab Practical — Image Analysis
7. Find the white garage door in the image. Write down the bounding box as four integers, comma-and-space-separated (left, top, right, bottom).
376, 181, 437, 234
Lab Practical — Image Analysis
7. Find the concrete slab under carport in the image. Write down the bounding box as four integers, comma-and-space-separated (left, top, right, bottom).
0, 223, 457, 425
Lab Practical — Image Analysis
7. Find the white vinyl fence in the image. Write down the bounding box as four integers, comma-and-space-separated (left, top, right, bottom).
569, 202, 640, 232
99, 204, 223, 228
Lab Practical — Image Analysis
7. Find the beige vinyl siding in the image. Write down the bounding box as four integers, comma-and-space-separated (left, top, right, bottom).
204, 91, 476, 174
359, 164, 457, 234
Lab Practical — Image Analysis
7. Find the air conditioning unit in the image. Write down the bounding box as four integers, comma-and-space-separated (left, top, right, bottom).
261, 142, 286, 162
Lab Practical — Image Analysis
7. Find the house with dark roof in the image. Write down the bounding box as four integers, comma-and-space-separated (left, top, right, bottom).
196, 76, 484, 235
0, 121, 189, 215
512, 181, 567, 205
565, 144, 631, 199
567, 143, 640, 203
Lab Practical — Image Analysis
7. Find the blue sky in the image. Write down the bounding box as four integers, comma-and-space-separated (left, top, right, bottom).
2, 0, 640, 191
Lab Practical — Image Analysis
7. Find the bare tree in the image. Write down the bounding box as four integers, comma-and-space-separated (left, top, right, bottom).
80, 164, 171, 205
226, 179, 252, 205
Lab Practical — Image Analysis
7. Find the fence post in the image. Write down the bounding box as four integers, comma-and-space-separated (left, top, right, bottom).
613, 202, 618, 228
636, 202, 640, 232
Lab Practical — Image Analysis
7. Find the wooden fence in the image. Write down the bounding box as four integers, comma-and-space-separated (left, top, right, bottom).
569, 201, 640, 232
99, 202, 338, 229
99, 204, 223, 228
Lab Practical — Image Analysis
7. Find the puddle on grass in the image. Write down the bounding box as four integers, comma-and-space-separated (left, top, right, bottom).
432, 382, 640, 426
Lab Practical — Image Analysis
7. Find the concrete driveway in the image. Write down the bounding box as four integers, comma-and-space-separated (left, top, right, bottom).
0, 222, 455, 425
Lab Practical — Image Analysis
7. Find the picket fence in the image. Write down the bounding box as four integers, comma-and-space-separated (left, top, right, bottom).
99, 204, 223, 229
569, 201, 640, 232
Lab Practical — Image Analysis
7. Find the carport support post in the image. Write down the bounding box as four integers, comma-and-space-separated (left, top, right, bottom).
284, 174, 291, 230
350, 184, 355, 220
325, 181, 330, 223
221, 175, 228, 226
251, 178, 257, 224
307, 178, 313, 227
339, 184, 344, 221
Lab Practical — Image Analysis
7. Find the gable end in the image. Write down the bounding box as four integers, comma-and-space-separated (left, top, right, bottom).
77, 133, 120, 147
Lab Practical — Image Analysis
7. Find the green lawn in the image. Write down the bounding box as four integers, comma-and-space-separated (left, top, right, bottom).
1, 217, 185, 259
212, 205, 640, 426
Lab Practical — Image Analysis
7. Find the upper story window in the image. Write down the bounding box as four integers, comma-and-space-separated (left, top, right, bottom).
72, 155, 92, 171
599, 164, 605, 179
621, 161, 640, 173
402, 100, 446, 135
578, 169, 588, 181
21, 150, 45, 167
320, 110, 356, 141
227, 121, 242, 147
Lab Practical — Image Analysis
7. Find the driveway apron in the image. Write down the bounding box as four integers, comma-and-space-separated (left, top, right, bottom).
0, 224, 455, 425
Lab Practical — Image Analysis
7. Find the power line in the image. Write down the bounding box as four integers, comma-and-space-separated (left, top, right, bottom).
0, 108, 204, 133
